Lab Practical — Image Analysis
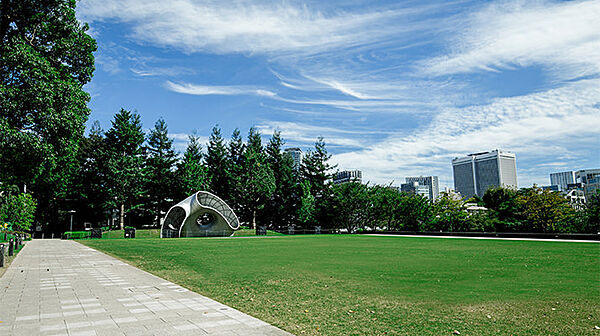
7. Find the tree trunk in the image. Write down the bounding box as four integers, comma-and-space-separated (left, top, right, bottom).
120, 203, 125, 230
252, 210, 256, 230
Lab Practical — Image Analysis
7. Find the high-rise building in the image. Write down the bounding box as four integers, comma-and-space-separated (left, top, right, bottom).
576, 169, 600, 200
452, 149, 517, 199
549, 171, 575, 191
405, 176, 439, 200
284, 147, 303, 171
400, 181, 430, 199
333, 170, 362, 184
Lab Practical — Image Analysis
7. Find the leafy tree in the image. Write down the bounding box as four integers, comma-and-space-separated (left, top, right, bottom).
0, 186, 36, 232
302, 137, 336, 227
205, 126, 230, 199
239, 128, 275, 229
103, 109, 146, 229
580, 191, 600, 233
519, 187, 576, 233
397, 193, 433, 231
331, 182, 370, 232
430, 193, 469, 231
482, 187, 523, 231
368, 185, 402, 230
298, 180, 316, 227
176, 133, 210, 198
0, 0, 96, 230
144, 118, 177, 226
264, 131, 300, 228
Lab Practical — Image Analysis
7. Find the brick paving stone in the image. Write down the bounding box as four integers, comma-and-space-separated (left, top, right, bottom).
0, 239, 293, 335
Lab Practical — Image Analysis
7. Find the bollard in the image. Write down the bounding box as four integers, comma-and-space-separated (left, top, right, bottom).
8, 239, 14, 256
0, 244, 4, 267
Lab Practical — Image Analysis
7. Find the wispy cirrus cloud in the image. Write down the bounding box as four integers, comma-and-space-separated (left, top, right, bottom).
333, 78, 600, 187
78, 0, 450, 55
165, 81, 276, 97
422, 0, 600, 78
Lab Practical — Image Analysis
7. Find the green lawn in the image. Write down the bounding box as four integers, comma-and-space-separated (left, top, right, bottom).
80, 235, 600, 335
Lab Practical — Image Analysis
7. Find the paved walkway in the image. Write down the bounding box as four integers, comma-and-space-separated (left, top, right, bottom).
0, 239, 292, 336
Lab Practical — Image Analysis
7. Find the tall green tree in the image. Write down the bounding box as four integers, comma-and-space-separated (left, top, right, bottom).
240, 128, 275, 229
297, 180, 315, 228
227, 128, 245, 215
302, 137, 336, 227
144, 118, 177, 227
0, 0, 96, 230
264, 131, 300, 228
103, 109, 146, 229
176, 133, 210, 198
205, 126, 230, 199
331, 182, 370, 232
69, 121, 109, 225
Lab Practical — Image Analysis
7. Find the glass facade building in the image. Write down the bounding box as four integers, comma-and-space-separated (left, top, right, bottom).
452, 150, 517, 199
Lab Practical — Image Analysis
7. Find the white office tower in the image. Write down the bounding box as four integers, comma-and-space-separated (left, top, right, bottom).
452, 150, 517, 199
549, 171, 575, 191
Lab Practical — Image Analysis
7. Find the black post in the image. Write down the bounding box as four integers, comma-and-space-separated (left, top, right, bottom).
0, 244, 4, 267
8, 239, 14, 256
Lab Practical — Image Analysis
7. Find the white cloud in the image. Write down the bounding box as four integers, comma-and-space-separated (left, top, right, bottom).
165, 81, 276, 97
255, 121, 370, 148
332, 78, 600, 187
423, 0, 600, 78
78, 0, 453, 56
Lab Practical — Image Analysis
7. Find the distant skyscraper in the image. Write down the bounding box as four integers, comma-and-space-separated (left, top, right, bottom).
576, 169, 600, 200
452, 150, 517, 199
549, 171, 575, 191
405, 176, 439, 200
284, 147, 303, 171
333, 170, 362, 184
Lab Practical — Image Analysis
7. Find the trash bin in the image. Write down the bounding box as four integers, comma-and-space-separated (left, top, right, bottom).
91, 228, 102, 239
124, 228, 136, 238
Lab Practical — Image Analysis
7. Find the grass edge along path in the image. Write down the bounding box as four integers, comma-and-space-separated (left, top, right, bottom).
80, 235, 600, 336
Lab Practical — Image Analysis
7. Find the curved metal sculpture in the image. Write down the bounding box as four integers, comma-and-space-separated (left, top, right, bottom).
161, 191, 240, 238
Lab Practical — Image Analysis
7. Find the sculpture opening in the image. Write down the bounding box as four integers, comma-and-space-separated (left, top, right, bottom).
160, 191, 240, 238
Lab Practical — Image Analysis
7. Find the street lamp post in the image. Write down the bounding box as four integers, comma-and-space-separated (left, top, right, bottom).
69, 210, 76, 232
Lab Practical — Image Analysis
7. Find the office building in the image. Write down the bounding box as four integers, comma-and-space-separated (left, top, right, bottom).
400, 181, 430, 199
576, 169, 600, 200
549, 171, 575, 191
284, 148, 303, 171
333, 170, 362, 184
452, 149, 517, 199
405, 176, 439, 200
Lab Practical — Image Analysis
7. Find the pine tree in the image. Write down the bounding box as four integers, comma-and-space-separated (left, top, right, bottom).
103, 109, 146, 229
205, 126, 230, 199
176, 133, 210, 200
69, 121, 110, 225
144, 118, 177, 227
301, 137, 336, 228
265, 131, 300, 228
240, 128, 275, 229
227, 128, 245, 215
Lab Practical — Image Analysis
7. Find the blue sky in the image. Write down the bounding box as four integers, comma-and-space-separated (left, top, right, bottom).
77, 0, 600, 189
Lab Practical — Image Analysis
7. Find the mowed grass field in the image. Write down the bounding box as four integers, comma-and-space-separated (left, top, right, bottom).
80, 235, 600, 335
